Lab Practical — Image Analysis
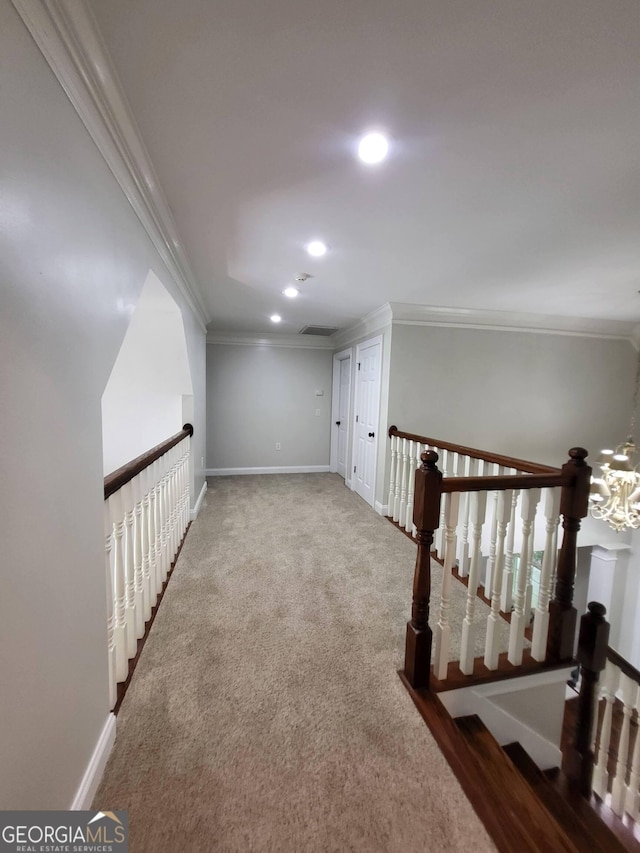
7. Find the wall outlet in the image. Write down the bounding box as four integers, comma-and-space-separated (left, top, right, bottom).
275, 442, 281, 451
315, 408, 321, 416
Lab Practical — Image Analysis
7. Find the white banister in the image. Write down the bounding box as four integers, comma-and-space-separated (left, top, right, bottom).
398, 438, 409, 528
484, 489, 513, 670
460, 490, 488, 675
434, 492, 461, 680
104, 428, 192, 691
508, 488, 541, 665
530, 487, 561, 661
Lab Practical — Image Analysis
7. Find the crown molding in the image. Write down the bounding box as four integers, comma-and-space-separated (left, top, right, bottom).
12, 0, 209, 332
388, 302, 637, 342
207, 331, 335, 349
331, 303, 393, 350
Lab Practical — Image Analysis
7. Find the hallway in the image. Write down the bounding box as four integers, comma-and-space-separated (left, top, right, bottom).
95, 474, 496, 852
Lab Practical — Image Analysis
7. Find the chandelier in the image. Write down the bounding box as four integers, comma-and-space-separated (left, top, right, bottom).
590, 348, 640, 531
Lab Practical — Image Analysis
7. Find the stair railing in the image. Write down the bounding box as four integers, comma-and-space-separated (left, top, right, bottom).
591, 646, 640, 816
103, 424, 193, 709
398, 434, 591, 691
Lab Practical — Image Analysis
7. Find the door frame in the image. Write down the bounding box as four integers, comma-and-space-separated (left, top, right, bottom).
330, 347, 352, 482
350, 334, 383, 505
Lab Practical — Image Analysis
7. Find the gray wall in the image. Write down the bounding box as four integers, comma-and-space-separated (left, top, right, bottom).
0, 2, 206, 808
387, 324, 635, 467
207, 344, 333, 469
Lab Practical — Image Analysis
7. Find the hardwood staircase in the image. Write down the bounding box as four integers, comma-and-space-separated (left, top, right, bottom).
401, 676, 639, 852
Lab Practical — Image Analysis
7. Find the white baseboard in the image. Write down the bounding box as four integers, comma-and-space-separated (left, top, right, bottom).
70, 713, 116, 810
206, 466, 331, 476
190, 480, 208, 520
345, 478, 352, 488
374, 501, 389, 516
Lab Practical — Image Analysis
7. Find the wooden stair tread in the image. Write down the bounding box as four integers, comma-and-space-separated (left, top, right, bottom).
454, 715, 580, 853
503, 742, 630, 853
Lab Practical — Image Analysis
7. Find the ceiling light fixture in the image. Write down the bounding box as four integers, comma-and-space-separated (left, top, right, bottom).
306, 240, 327, 257
270, 314, 282, 323
358, 131, 389, 165
590, 347, 640, 531
283, 287, 299, 298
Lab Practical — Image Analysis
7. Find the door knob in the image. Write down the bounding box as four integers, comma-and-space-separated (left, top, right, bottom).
368, 432, 375, 438
336, 420, 341, 426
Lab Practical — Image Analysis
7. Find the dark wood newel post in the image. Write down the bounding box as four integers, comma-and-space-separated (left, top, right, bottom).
547, 447, 591, 662
565, 602, 609, 797
404, 450, 443, 690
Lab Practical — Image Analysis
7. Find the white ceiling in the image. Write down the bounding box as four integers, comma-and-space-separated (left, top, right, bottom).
88, 0, 640, 335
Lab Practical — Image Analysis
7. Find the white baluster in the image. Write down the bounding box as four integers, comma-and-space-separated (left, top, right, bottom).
593, 661, 620, 798
436, 448, 449, 556
404, 441, 416, 533
398, 438, 409, 528
456, 456, 474, 577
183, 435, 192, 531
132, 473, 145, 639
168, 446, 178, 562
625, 682, 640, 818
153, 459, 164, 593
531, 488, 561, 661
108, 490, 128, 682
434, 492, 461, 680
122, 480, 137, 659
159, 455, 170, 581
392, 439, 403, 522
388, 434, 397, 516
141, 466, 152, 623
104, 501, 117, 709
460, 491, 488, 674
484, 489, 514, 670
508, 488, 541, 665
500, 487, 519, 612
612, 673, 636, 815
485, 470, 501, 594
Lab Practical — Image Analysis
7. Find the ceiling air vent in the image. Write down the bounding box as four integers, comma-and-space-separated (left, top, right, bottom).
299, 325, 339, 337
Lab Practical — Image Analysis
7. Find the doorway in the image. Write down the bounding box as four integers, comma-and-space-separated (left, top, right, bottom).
330, 349, 352, 482
351, 336, 382, 507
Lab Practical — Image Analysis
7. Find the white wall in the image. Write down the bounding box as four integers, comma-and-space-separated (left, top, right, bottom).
207, 344, 332, 470
0, 2, 206, 809
387, 324, 635, 467
102, 271, 194, 475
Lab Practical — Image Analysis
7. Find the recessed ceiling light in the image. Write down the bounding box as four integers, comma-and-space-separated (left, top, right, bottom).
270, 314, 282, 323
358, 131, 389, 165
306, 240, 327, 257
283, 287, 299, 298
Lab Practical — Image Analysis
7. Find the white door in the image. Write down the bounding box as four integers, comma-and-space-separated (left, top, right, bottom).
336, 357, 350, 479
352, 337, 382, 507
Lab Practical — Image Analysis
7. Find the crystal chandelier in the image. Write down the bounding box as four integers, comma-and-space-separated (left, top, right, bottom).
590, 348, 640, 532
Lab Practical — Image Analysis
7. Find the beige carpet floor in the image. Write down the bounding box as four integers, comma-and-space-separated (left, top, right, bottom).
95, 474, 497, 852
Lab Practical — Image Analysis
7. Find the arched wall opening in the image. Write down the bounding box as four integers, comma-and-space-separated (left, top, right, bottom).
102, 270, 194, 475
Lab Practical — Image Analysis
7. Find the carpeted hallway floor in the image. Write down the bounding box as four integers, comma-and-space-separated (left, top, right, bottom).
95, 474, 497, 852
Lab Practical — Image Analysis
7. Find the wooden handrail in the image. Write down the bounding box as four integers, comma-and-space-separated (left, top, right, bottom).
388, 425, 559, 475
104, 424, 194, 500
607, 647, 640, 686
441, 472, 568, 493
